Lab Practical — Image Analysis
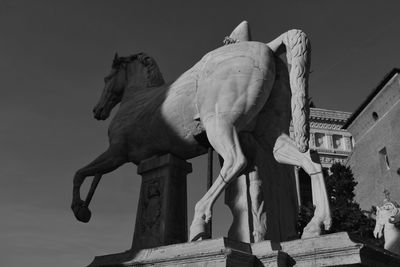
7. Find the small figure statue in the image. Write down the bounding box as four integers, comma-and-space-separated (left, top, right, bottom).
374, 190, 400, 254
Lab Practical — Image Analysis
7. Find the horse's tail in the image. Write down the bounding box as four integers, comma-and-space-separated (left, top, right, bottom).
267, 29, 311, 153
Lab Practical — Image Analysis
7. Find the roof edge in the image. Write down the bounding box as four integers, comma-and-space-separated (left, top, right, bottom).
342, 68, 400, 129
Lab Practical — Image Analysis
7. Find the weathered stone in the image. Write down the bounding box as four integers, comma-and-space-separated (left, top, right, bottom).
344, 69, 400, 211
89, 232, 400, 266
252, 232, 400, 266
223, 19, 298, 245
374, 199, 400, 255
88, 238, 255, 267
221, 22, 331, 245
132, 154, 192, 250
73, 21, 330, 261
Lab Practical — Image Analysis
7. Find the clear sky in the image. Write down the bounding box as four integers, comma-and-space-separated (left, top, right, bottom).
1, 1, 400, 266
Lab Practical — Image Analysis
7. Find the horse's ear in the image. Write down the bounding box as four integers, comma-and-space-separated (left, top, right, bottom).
112, 52, 119, 67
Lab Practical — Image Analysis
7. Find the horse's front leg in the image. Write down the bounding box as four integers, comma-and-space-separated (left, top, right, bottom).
72, 146, 127, 222
273, 134, 331, 238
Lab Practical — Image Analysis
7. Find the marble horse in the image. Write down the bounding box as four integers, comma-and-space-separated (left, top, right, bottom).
71, 21, 331, 241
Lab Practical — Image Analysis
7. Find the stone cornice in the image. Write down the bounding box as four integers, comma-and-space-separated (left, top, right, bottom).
343, 68, 400, 129
290, 108, 352, 129
313, 148, 352, 156
309, 121, 347, 131
310, 108, 352, 123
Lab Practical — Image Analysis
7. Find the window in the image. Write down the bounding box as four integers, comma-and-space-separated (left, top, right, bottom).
315, 133, 325, 148
379, 147, 390, 170
332, 135, 343, 149
372, 112, 379, 121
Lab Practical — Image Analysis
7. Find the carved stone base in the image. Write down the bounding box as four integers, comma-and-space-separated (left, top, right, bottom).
88, 233, 400, 266
88, 238, 256, 267
132, 154, 192, 250
252, 232, 400, 266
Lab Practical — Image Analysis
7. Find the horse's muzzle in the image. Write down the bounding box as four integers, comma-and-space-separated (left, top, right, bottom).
93, 106, 108, 120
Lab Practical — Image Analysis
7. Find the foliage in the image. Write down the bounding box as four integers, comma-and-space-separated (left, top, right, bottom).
297, 163, 384, 247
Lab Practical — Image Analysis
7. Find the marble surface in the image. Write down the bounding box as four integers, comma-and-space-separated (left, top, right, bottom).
88, 232, 400, 267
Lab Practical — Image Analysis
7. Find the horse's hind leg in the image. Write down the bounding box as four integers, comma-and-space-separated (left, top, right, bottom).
72, 145, 127, 221
189, 118, 247, 241
272, 134, 331, 238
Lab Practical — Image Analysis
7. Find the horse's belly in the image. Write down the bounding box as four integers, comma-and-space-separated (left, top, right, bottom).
122, 117, 207, 162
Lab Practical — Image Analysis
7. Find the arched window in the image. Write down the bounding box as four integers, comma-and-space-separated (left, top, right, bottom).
372, 112, 379, 121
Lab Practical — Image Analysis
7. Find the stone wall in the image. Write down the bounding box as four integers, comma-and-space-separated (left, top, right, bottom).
347, 72, 400, 210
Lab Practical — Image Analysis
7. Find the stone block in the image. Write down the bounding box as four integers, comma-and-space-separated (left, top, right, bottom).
132, 154, 192, 250
88, 232, 400, 266
252, 232, 400, 266
88, 238, 255, 267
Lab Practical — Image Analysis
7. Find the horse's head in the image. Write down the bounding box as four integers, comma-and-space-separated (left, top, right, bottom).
374, 203, 400, 238
93, 52, 165, 120
93, 53, 128, 120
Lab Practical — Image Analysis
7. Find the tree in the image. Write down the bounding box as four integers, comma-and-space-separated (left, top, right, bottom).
297, 163, 383, 247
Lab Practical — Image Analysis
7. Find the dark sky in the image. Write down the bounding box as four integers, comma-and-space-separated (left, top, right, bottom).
1, 1, 400, 266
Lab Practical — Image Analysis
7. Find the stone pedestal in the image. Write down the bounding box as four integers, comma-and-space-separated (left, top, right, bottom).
88, 232, 400, 266
252, 232, 400, 266
88, 238, 256, 267
131, 153, 192, 250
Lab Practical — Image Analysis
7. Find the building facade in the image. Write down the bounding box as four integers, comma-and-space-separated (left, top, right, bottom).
344, 68, 400, 210
290, 107, 353, 205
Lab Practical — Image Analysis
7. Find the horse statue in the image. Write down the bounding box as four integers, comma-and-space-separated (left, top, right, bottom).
374, 201, 400, 254
71, 21, 331, 242
222, 22, 329, 242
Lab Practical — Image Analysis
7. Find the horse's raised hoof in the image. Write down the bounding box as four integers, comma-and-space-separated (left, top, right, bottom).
72, 200, 91, 223
323, 219, 332, 231
374, 228, 383, 239
189, 217, 209, 242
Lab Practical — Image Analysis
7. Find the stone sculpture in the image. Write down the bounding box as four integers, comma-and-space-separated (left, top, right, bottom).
223, 22, 317, 243
71, 21, 331, 243
374, 193, 400, 254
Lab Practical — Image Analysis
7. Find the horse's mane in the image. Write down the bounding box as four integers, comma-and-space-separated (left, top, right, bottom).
113, 52, 165, 87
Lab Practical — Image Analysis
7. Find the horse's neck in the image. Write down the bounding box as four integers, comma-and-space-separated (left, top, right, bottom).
122, 84, 147, 100
120, 83, 170, 112
120, 83, 169, 106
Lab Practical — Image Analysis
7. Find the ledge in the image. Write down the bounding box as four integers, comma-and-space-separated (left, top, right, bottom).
252, 232, 400, 267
